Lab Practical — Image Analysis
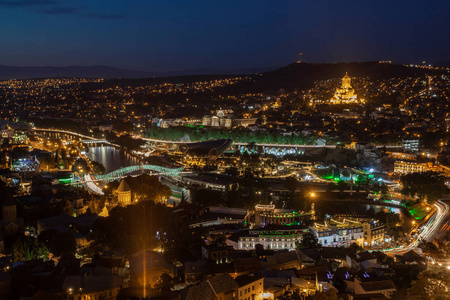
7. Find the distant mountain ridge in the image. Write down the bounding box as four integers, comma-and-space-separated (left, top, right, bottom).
0, 65, 152, 80
1, 62, 447, 93
0, 65, 277, 80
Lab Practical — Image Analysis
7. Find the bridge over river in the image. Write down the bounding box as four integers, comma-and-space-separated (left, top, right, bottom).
33, 127, 402, 157
93, 164, 185, 182
80, 165, 186, 196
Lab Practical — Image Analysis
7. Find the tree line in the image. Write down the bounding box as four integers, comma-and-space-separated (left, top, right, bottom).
146, 126, 319, 145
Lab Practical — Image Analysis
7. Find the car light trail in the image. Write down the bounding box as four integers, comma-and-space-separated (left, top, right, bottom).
384, 199, 449, 253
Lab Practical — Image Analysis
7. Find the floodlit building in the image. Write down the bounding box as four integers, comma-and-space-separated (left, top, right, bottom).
330, 73, 361, 104
237, 228, 308, 250
363, 221, 386, 247
202, 111, 255, 128
254, 204, 312, 227
310, 219, 364, 247
393, 160, 432, 174
402, 138, 420, 152
117, 179, 131, 205
235, 275, 264, 300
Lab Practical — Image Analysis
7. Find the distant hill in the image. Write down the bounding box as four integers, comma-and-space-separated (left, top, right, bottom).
0, 65, 153, 80
1, 62, 447, 93
154, 66, 278, 77
70, 61, 450, 95
238, 61, 450, 92
0, 65, 277, 80
432, 61, 450, 67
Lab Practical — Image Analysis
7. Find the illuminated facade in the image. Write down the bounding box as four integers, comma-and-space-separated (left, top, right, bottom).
362, 221, 386, 247
117, 179, 131, 205
254, 204, 312, 227
237, 229, 308, 250
393, 160, 432, 174
310, 219, 364, 247
330, 73, 360, 104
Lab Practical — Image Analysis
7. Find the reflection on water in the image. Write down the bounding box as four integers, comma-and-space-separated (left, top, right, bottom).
86, 146, 138, 173
367, 204, 401, 215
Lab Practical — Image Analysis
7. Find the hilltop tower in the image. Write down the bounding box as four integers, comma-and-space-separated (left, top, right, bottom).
297, 51, 303, 63
342, 72, 351, 88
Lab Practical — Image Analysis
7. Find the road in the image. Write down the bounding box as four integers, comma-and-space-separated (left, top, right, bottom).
84, 174, 105, 195
435, 199, 450, 240
384, 199, 450, 254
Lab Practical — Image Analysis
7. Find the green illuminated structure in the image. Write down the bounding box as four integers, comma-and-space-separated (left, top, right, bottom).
94, 165, 184, 182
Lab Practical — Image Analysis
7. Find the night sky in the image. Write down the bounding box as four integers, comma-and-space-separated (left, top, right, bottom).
0, 0, 449, 72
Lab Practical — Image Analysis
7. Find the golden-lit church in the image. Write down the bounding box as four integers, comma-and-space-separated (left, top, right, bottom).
330, 73, 361, 104
117, 178, 132, 205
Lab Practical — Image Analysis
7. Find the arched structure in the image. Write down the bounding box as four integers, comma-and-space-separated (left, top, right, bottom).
93, 165, 184, 182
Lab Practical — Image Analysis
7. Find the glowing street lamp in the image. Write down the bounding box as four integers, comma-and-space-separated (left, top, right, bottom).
310, 192, 316, 220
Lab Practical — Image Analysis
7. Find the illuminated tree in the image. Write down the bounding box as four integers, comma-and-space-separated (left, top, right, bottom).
408, 268, 450, 298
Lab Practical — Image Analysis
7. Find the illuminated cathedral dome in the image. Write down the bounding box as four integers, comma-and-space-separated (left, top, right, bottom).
117, 178, 131, 205
330, 73, 362, 104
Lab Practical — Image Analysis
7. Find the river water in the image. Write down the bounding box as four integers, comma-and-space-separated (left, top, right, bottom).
85, 146, 409, 214
86, 146, 184, 204
86, 146, 138, 173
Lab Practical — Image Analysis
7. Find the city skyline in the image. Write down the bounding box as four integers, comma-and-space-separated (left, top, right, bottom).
0, 0, 449, 73
1, 1, 450, 299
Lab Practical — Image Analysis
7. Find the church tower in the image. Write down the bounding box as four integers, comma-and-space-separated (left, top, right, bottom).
117, 179, 132, 205
342, 72, 351, 89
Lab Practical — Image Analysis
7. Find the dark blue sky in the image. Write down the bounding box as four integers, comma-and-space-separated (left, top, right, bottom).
0, 0, 448, 72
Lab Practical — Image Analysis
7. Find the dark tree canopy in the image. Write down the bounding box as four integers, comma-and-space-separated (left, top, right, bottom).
400, 172, 447, 203
408, 268, 450, 298
296, 232, 320, 249
90, 201, 172, 254
105, 174, 172, 204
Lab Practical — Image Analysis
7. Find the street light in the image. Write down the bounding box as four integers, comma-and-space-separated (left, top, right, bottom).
310, 192, 316, 220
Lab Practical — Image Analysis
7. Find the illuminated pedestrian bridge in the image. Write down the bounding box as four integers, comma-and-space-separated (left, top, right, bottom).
93, 165, 184, 182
